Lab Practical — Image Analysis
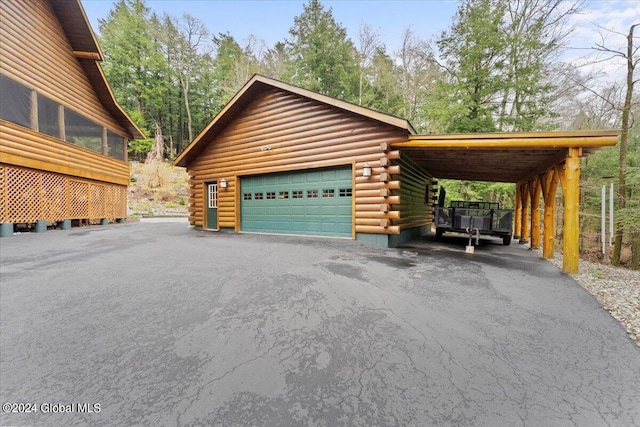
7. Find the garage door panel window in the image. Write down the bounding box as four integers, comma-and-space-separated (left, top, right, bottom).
255, 192, 264, 200
323, 189, 335, 198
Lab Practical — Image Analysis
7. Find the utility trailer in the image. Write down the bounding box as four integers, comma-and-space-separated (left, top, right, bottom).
434, 188, 513, 246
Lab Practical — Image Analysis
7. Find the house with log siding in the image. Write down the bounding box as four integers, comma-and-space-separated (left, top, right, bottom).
0, 0, 143, 235
176, 74, 618, 274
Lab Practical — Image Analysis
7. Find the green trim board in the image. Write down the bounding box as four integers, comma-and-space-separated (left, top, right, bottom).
240, 167, 352, 237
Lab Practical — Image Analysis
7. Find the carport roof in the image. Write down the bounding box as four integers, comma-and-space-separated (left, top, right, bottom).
393, 130, 620, 183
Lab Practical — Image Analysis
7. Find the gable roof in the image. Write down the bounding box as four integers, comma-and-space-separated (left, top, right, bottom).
174, 74, 415, 167
49, 0, 144, 140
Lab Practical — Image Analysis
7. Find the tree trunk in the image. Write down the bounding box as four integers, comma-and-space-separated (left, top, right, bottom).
611, 24, 637, 266
631, 231, 640, 270
181, 76, 193, 143
146, 122, 164, 164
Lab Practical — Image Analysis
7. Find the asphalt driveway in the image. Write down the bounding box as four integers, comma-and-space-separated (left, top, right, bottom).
1, 221, 639, 426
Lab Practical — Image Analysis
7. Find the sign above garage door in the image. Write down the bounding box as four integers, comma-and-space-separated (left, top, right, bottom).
240, 167, 353, 238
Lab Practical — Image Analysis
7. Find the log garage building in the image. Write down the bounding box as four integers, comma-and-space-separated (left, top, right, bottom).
176, 75, 618, 274
0, 0, 143, 235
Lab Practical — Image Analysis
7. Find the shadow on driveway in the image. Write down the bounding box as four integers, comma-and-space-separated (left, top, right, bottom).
1, 222, 639, 426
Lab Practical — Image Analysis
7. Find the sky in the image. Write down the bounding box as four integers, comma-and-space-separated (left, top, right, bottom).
81, 0, 640, 82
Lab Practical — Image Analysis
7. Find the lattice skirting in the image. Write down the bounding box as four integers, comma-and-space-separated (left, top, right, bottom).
0, 164, 127, 223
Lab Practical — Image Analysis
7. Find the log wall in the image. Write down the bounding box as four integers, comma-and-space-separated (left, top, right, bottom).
187, 87, 431, 235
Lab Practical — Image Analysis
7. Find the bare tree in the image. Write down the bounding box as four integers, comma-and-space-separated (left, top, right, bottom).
395, 28, 439, 130
498, 0, 583, 131
171, 13, 210, 143
591, 23, 640, 266
357, 23, 381, 105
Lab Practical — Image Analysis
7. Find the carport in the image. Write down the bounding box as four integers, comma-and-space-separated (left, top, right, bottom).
393, 130, 620, 274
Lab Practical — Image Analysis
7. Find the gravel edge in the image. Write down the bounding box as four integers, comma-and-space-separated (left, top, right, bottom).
543, 251, 640, 347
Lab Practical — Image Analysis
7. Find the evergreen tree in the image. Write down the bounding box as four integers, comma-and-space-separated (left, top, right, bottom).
432, 0, 507, 133
286, 0, 359, 101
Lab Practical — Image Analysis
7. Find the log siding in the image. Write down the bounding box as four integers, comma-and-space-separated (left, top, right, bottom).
187, 87, 426, 236
394, 152, 435, 231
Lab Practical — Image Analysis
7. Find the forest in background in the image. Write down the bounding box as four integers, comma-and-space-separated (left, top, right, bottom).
96, 0, 638, 268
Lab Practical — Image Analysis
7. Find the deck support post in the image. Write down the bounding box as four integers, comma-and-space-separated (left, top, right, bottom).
559, 148, 581, 274
520, 183, 531, 243
540, 169, 559, 259
530, 178, 542, 249
514, 184, 522, 240
35, 220, 47, 233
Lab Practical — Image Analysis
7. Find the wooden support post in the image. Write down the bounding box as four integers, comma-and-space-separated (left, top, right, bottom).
561, 148, 581, 274
530, 177, 542, 249
30, 90, 38, 131
520, 183, 531, 243
514, 184, 522, 240
540, 169, 559, 259
102, 127, 108, 156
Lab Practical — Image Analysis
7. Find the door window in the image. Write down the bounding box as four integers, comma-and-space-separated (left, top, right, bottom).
208, 183, 218, 208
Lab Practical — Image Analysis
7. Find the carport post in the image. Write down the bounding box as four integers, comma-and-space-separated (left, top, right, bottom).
530, 178, 542, 249
541, 169, 559, 259
561, 148, 581, 274
514, 185, 522, 240
520, 183, 531, 244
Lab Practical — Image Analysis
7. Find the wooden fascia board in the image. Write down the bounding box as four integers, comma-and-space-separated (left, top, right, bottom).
50, 0, 104, 61
406, 130, 620, 140
395, 133, 619, 149
75, 0, 104, 60
83, 61, 145, 140
73, 51, 102, 61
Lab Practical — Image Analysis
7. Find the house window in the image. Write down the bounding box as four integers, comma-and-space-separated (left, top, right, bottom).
266, 192, 276, 200
107, 130, 126, 161
339, 188, 352, 197
37, 93, 60, 139
254, 192, 264, 200
65, 108, 102, 153
292, 190, 303, 199
0, 75, 31, 128
322, 189, 335, 198
307, 190, 318, 198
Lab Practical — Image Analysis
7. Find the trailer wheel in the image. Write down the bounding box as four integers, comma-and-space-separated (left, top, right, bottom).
503, 235, 512, 246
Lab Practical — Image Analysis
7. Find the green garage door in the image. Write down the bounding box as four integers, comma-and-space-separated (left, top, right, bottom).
241, 167, 352, 237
